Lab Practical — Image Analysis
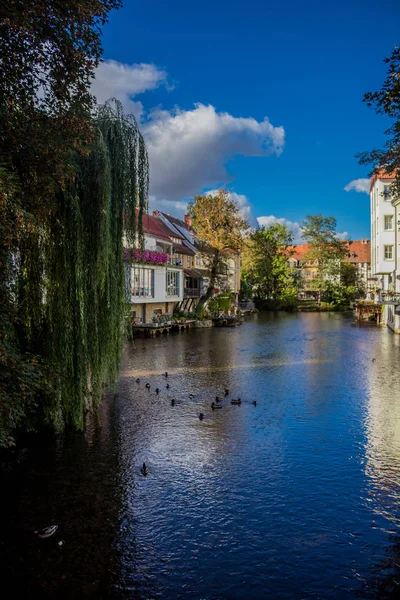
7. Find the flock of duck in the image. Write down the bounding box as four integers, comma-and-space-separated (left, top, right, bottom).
137, 371, 257, 476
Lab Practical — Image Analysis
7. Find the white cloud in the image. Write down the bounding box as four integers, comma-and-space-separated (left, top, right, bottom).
344, 178, 370, 194
92, 60, 285, 208
92, 60, 168, 119
256, 215, 304, 244
148, 196, 189, 217
142, 104, 284, 201
336, 231, 349, 241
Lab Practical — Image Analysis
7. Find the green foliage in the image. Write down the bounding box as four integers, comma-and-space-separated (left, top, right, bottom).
356, 47, 400, 198
188, 188, 248, 307
241, 224, 299, 304
300, 215, 349, 301
0, 99, 149, 445
208, 292, 235, 314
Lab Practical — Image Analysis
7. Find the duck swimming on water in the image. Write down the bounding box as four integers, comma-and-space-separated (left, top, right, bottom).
224, 389, 229, 396
165, 372, 168, 377
141, 462, 149, 476
199, 413, 204, 421
145, 383, 150, 389
211, 402, 222, 410
231, 399, 242, 405
171, 399, 176, 406
166, 383, 170, 389
189, 393, 194, 399
253, 400, 257, 406
215, 396, 221, 403
35, 525, 58, 539
136, 378, 140, 384
155, 388, 160, 394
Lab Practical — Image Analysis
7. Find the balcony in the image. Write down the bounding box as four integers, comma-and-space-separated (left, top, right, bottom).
379, 292, 400, 305
184, 287, 201, 298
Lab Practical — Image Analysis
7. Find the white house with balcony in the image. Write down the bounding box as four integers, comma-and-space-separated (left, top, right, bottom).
124, 213, 184, 324
370, 171, 396, 292
370, 170, 400, 332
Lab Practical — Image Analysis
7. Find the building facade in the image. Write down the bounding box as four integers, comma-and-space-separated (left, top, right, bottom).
124, 213, 184, 324
370, 170, 396, 293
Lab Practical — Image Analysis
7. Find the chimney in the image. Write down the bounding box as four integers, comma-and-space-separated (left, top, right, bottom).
361, 238, 368, 244
184, 214, 192, 228
152, 210, 159, 217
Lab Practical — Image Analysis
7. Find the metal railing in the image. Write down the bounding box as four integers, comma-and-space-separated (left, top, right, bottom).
184, 287, 200, 298
380, 292, 400, 304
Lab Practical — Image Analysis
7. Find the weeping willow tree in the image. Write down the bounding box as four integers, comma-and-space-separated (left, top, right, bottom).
0, 100, 148, 444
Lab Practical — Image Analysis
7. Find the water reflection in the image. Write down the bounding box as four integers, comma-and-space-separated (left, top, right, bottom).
2, 313, 400, 598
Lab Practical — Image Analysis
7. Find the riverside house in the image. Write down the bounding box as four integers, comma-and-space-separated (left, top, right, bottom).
124, 213, 184, 324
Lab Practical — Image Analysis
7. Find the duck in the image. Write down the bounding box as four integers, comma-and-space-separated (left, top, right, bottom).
155, 388, 160, 394
136, 378, 140, 384
199, 413, 204, 421
231, 399, 242, 405
224, 388, 229, 396
141, 462, 149, 476
189, 393, 194, 399
145, 383, 150, 389
252, 400, 257, 406
166, 383, 170, 389
215, 396, 221, 403
35, 525, 58, 539
171, 399, 176, 406
165, 372, 168, 377
211, 402, 222, 410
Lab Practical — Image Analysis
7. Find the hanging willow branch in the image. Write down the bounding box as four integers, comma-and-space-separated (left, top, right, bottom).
0, 99, 149, 442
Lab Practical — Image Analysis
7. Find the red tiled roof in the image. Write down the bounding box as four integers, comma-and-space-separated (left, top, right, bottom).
344, 240, 371, 264
370, 168, 397, 191
141, 213, 172, 242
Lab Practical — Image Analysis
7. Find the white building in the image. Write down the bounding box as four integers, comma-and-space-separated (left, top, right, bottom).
370, 170, 400, 332
124, 213, 184, 324
370, 170, 396, 293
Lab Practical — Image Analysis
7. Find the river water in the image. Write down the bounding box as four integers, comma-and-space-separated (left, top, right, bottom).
2, 312, 400, 599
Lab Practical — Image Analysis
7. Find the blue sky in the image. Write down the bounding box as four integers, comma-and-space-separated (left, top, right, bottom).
95, 0, 400, 241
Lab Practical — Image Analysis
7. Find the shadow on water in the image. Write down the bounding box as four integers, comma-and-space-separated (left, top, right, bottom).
1, 312, 400, 598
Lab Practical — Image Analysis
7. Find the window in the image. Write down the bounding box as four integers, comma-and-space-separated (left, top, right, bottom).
384, 245, 393, 260
131, 267, 154, 297
196, 255, 200, 267
305, 271, 311, 278
166, 270, 180, 296
384, 215, 393, 230
187, 255, 190, 267
383, 185, 392, 201
377, 246, 379, 261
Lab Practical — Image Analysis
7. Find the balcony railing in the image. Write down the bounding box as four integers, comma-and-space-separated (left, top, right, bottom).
184, 287, 201, 298
380, 292, 400, 305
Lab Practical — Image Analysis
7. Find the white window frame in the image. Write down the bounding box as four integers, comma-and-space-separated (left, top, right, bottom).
384, 215, 394, 231
383, 185, 392, 201
187, 255, 190, 267
384, 245, 393, 260
166, 270, 180, 296
131, 267, 154, 298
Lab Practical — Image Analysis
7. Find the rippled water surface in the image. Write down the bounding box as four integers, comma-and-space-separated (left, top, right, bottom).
2, 312, 400, 599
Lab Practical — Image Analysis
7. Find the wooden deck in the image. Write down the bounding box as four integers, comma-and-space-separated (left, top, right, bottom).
132, 320, 196, 337
354, 303, 382, 324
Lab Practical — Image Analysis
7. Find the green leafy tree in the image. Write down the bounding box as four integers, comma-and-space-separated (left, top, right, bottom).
188, 188, 248, 309
300, 215, 349, 303
0, 1, 150, 445
241, 224, 299, 306
356, 47, 400, 197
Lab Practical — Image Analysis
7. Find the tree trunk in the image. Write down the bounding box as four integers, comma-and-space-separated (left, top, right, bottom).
196, 251, 218, 312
